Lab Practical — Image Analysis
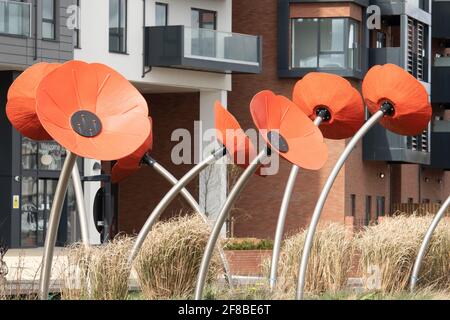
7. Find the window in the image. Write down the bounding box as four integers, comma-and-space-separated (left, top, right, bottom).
348, 194, 356, 217
365, 196, 372, 226
191, 8, 217, 30
291, 18, 360, 71
408, 197, 414, 204
155, 2, 168, 26
74, 0, 80, 48
42, 0, 55, 40
191, 8, 217, 58
109, 0, 127, 53
376, 196, 386, 219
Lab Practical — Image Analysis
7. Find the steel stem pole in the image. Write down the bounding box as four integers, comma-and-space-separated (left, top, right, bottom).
269, 116, 323, 290
127, 147, 227, 265
296, 110, 385, 300
71, 163, 89, 247
39, 151, 78, 300
144, 155, 233, 287
410, 195, 450, 292
194, 148, 268, 300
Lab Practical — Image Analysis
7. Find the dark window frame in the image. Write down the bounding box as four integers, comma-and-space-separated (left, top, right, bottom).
290, 17, 361, 72
191, 8, 217, 30
155, 2, 168, 26
376, 196, 386, 219
365, 195, 372, 226
74, 0, 81, 48
42, 0, 56, 40
109, 0, 128, 54
349, 194, 356, 217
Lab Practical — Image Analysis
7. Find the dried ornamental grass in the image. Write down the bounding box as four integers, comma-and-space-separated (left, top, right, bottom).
61, 236, 133, 300
270, 223, 353, 298
134, 214, 221, 300
356, 215, 450, 293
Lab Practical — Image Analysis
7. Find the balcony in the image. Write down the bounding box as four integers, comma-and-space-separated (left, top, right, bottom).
144, 26, 262, 74
432, 0, 450, 39
431, 58, 450, 105
429, 120, 450, 170
0, 0, 31, 37
363, 122, 431, 165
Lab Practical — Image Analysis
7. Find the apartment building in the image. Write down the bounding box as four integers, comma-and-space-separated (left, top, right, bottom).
228, 0, 450, 238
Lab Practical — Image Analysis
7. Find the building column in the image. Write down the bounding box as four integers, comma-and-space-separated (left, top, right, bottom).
199, 90, 228, 228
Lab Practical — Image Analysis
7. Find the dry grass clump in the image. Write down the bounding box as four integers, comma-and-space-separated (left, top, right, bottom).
271, 223, 353, 298
61, 236, 133, 300
356, 215, 450, 293
134, 214, 221, 300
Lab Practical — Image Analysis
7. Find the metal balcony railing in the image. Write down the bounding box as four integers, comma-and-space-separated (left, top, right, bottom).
0, 0, 31, 37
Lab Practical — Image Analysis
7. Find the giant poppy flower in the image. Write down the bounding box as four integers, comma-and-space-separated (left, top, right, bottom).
215, 102, 259, 170
362, 64, 431, 136
112, 117, 153, 183
250, 90, 328, 171
35, 60, 151, 161
6, 62, 61, 141
293, 72, 365, 140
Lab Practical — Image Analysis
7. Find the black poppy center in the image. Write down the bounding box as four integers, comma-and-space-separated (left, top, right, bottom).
380, 100, 396, 117
315, 106, 332, 122
267, 131, 289, 153
71, 110, 102, 137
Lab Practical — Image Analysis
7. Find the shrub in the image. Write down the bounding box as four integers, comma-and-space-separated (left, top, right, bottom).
270, 223, 353, 298
224, 238, 274, 251
356, 215, 450, 293
133, 214, 221, 300
61, 236, 133, 300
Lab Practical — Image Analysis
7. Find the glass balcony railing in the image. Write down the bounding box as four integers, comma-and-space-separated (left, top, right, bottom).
0, 0, 31, 37
183, 27, 260, 66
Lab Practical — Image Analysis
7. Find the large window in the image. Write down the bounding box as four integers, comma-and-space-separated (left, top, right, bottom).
42, 0, 55, 40
109, 0, 127, 53
291, 18, 360, 71
155, 2, 168, 26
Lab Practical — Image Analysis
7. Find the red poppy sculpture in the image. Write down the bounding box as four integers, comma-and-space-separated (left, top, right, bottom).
127, 101, 263, 267
269, 73, 365, 290
194, 91, 328, 300
296, 64, 432, 300
28, 60, 150, 300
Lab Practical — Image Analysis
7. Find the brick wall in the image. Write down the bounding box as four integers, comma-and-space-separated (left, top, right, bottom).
118, 93, 200, 235
225, 250, 272, 276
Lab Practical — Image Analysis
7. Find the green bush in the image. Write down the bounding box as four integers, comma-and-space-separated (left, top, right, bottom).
224, 238, 274, 251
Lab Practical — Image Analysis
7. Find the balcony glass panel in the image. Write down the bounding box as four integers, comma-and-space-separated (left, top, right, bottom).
0, 0, 31, 37
184, 27, 259, 66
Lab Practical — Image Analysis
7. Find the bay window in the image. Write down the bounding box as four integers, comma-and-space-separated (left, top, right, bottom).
291, 17, 360, 71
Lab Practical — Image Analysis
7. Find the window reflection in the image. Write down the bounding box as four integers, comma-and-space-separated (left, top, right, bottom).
22, 138, 38, 170
21, 177, 38, 247
38, 141, 66, 171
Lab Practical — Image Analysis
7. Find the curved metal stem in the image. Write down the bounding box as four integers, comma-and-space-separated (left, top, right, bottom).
296, 110, 385, 300
143, 155, 233, 287
410, 195, 450, 291
269, 116, 323, 290
127, 147, 226, 265
194, 148, 268, 300
71, 163, 90, 247
39, 151, 78, 300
